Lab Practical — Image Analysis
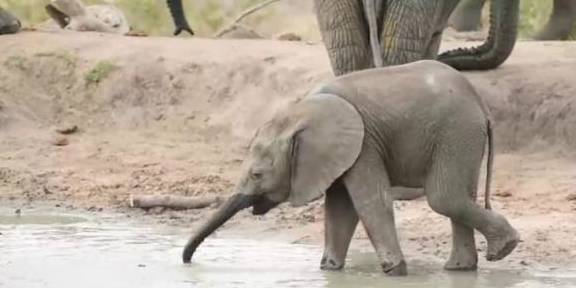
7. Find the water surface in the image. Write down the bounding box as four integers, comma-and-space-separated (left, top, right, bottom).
0, 209, 574, 288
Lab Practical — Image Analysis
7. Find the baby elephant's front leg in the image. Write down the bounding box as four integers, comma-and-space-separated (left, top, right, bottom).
321, 180, 359, 271
344, 142, 407, 276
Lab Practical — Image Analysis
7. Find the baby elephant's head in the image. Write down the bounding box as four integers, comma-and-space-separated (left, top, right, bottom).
182, 93, 365, 263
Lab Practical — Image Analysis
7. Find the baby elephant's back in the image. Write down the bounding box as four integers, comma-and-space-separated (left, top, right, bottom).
318, 60, 489, 127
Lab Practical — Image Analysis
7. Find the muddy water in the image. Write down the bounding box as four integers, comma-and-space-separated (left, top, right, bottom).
1, 209, 575, 288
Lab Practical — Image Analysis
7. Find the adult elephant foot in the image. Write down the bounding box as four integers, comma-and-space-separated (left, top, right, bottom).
485, 216, 520, 261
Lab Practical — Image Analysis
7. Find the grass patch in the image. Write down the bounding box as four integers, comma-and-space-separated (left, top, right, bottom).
3, 55, 28, 70
34, 51, 77, 67
85, 61, 119, 84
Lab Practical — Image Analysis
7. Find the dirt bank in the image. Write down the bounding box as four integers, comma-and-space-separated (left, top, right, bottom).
1, 32, 576, 272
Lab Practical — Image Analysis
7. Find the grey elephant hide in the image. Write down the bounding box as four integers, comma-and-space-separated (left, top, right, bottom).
182, 61, 519, 276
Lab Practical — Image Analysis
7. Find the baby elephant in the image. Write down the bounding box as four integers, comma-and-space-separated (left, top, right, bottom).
182, 60, 519, 275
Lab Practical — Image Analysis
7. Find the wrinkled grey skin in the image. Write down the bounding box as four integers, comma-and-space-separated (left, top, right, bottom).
450, 0, 576, 40
182, 61, 520, 275
315, 0, 519, 75
0, 7, 21, 35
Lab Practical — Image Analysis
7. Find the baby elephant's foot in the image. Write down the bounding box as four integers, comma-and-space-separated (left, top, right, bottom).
486, 227, 520, 261
444, 255, 478, 271
320, 256, 344, 271
444, 244, 478, 271
382, 260, 407, 276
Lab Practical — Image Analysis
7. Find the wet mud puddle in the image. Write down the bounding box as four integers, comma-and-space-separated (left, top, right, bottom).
1, 208, 575, 288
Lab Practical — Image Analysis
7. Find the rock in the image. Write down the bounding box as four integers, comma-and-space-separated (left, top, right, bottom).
51, 136, 69, 146
55, 123, 78, 134
47, 0, 130, 34
275, 32, 302, 41
566, 193, 576, 201
43, 186, 53, 195
218, 24, 263, 39
495, 189, 513, 198
125, 30, 148, 37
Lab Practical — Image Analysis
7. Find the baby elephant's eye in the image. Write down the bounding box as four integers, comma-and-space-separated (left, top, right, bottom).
250, 172, 263, 181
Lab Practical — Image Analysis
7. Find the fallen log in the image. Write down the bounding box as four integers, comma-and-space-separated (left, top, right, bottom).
129, 195, 222, 210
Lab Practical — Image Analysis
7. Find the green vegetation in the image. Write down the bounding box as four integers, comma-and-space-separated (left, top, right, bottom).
3, 55, 27, 70
0, 0, 51, 26
0, 0, 277, 36
34, 51, 77, 68
85, 60, 118, 84
1, 0, 574, 39
518, 0, 553, 38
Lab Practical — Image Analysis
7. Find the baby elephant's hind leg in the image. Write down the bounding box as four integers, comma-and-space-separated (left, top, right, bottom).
425, 128, 519, 266
445, 221, 478, 270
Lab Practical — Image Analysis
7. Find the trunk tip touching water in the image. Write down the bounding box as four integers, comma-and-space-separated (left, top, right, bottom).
182, 193, 255, 263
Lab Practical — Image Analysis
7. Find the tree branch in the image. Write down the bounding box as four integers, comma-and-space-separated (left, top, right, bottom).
215, 0, 283, 38
129, 194, 222, 210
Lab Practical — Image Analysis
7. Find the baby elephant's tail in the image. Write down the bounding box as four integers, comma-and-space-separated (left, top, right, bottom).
484, 119, 494, 210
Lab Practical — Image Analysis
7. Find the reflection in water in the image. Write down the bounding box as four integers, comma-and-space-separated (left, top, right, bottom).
0, 210, 575, 288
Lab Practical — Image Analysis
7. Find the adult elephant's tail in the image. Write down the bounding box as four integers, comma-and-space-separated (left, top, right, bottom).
438, 0, 520, 70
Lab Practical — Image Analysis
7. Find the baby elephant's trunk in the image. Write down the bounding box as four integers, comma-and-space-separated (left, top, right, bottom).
182, 193, 255, 263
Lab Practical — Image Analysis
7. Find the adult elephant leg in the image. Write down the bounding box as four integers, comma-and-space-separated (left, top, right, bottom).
314, 0, 373, 75
321, 179, 359, 271
379, 1, 460, 65
448, 0, 487, 31
363, 0, 384, 67
343, 140, 406, 276
379, 1, 436, 65
425, 126, 519, 263
438, 0, 520, 70
534, 0, 576, 40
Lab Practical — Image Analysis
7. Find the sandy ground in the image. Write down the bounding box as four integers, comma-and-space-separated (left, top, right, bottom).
1, 31, 576, 273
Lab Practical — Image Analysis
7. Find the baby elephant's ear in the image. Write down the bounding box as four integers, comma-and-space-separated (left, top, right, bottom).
289, 94, 364, 206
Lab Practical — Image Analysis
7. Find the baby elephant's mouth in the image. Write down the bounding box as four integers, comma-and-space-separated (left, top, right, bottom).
251, 197, 278, 215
